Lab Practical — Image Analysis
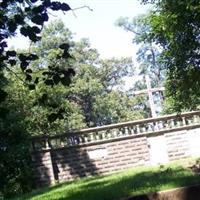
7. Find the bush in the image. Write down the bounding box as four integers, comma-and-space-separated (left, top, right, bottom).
0, 108, 35, 198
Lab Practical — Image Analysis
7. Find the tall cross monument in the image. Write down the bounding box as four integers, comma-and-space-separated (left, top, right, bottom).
134, 75, 165, 118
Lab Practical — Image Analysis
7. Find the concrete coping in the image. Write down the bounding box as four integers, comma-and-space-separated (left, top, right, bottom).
32, 110, 200, 141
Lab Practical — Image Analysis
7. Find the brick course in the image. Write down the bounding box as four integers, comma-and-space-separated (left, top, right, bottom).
31, 128, 200, 186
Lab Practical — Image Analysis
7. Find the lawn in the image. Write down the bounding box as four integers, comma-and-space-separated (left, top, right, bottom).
11, 160, 200, 200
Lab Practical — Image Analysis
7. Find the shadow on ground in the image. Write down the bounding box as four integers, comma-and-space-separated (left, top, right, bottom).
17, 166, 200, 200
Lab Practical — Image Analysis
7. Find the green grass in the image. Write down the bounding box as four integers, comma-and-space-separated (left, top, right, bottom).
11, 161, 200, 200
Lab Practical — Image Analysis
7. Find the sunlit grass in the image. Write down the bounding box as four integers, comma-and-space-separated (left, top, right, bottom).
11, 160, 200, 200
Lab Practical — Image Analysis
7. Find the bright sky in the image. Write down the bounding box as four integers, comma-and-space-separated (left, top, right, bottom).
8, 0, 151, 59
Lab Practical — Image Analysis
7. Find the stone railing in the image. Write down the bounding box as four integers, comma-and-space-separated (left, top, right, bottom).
31, 111, 200, 151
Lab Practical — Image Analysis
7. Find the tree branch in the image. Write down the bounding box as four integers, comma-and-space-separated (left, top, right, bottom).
72, 5, 93, 12
5, 65, 27, 85
71, 5, 93, 18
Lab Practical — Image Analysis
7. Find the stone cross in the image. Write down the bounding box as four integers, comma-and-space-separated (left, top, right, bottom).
134, 75, 165, 118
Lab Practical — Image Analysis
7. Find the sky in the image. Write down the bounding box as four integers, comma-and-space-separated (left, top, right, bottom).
7, 1, 151, 90
8, 0, 151, 59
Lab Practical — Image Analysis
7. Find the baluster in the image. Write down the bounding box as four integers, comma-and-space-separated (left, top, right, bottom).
101, 131, 105, 139
77, 135, 82, 144
76, 136, 80, 145
98, 131, 103, 140
139, 125, 143, 133
153, 121, 158, 131
116, 128, 121, 137
107, 130, 111, 138
88, 133, 93, 142
164, 120, 169, 129
110, 129, 115, 138
70, 136, 75, 145
163, 120, 168, 129
193, 115, 199, 124
176, 119, 181, 127
113, 129, 118, 137
108, 129, 113, 138
120, 127, 124, 136
84, 135, 88, 143
145, 123, 150, 132
124, 127, 128, 135
132, 126, 136, 134
158, 121, 163, 130
170, 119, 175, 128
95, 131, 99, 141
182, 117, 186, 126
45, 138, 50, 149
156, 121, 159, 130
187, 117, 192, 125
141, 125, 146, 133
128, 126, 133, 135
132, 126, 137, 134
136, 124, 140, 134
147, 123, 153, 132
105, 130, 110, 138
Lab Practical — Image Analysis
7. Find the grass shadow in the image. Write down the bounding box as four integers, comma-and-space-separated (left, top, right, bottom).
12, 164, 200, 200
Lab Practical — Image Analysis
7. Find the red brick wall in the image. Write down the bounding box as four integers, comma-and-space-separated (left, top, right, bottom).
31, 151, 55, 186
31, 130, 196, 186
165, 131, 190, 161
32, 136, 150, 185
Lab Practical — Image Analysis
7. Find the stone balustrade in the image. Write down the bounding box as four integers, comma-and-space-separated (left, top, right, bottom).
31, 111, 200, 151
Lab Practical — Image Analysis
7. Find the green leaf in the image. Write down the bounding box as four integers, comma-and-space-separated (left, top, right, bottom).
28, 84, 35, 90
6, 50, 16, 57
53, 74, 60, 84
59, 43, 70, 50
26, 69, 32, 73
9, 59, 16, 66
44, 79, 54, 86
60, 76, 71, 86
25, 74, 32, 82
48, 113, 58, 123
61, 3, 71, 12
0, 89, 7, 103
34, 77, 39, 84
7, 20, 17, 33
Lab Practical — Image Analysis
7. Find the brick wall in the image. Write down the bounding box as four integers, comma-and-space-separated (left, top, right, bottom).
165, 131, 190, 161
31, 151, 55, 186
31, 128, 200, 186
32, 136, 150, 185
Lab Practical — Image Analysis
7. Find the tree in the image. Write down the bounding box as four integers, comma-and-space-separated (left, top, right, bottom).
5, 20, 145, 135
0, 1, 148, 196
6, 68, 86, 135
141, 0, 200, 112
0, 1, 74, 92
69, 38, 145, 126
116, 13, 166, 116
0, 1, 74, 197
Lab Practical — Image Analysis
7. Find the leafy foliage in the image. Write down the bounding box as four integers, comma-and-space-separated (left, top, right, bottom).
142, 0, 200, 111
0, 1, 150, 197
0, 1, 73, 198
116, 13, 165, 116
4, 20, 145, 136
69, 38, 145, 127
0, 0, 74, 96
